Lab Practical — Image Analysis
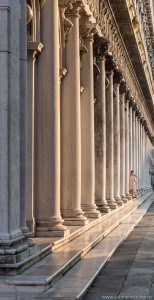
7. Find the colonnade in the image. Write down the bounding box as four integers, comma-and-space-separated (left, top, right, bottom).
26, 0, 153, 237
0, 0, 153, 273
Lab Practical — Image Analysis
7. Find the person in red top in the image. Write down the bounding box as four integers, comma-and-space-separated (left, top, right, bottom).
129, 170, 137, 199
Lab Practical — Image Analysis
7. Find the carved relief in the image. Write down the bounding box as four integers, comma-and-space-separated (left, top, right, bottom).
93, 36, 110, 58
105, 53, 116, 73
59, 3, 73, 48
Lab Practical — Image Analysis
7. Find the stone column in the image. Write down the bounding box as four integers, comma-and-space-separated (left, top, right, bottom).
135, 111, 140, 194
119, 93, 127, 203
140, 121, 143, 191
26, 43, 43, 235
20, 1, 30, 236
129, 105, 133, 171
132, 109, 136, 172
105, 54, 117, 209
125, 93, 131, 200
113, 72, 123, 206
80, 19, 101, 218
35, 0, 69, 236
93, 37, 110, 213
0, 0, 38, 274
60, 2, 88, 225
142, 122, 146, 190
138, 119, 142, 192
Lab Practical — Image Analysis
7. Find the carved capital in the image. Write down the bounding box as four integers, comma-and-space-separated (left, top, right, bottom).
59, 2, 73, 48
105, 53, 116, 73
93, 36, 110, 59
129, 97, 135, 108
140, 116, 145, 124
80, 15, 97, 39
114, 69, 123, 85
65, 1, 83, 16
135, 109, 141, 118
132, 102, 138, 112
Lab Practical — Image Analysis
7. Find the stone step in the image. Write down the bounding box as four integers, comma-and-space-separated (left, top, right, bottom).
35, 192, 154, 300
1, 190, 153, 299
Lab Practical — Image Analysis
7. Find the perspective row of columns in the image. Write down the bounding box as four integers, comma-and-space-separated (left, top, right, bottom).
26, 0, 153, 237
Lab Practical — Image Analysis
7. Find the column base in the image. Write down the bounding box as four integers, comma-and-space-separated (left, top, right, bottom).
97, 205, 111, 213
35, 218, 70, 237
63, 218, 89, 226
107, 198, 118, 209
62, 209, 89, 226
0, 235, 39, 275
114, 196, 123, 206
121, 197, 128, 203
81, 204, 101, 218
95, 198, 111, 213
35, 227, 70, 237
125, 193, 132, 200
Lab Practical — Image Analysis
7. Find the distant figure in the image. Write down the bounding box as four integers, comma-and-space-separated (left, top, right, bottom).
129, 170, 136, 199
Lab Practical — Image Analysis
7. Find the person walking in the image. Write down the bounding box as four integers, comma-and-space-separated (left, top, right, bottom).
129, 170, 136, 199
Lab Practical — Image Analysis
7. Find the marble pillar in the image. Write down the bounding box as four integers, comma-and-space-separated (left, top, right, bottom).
120, 94, 127, 203
140, 122, 144, 191
132, 110, 136, 172
26, 42, 43, 235
138, 120, 141, 192
35, 0, 69, 236
105, 55, 117, 209
129, 106, 133, 171
20, 0, 30, 236
0, 0, 38, 274
61, 2, 88, 225
80, 32, 101, 218
113, 72, 123, 206
125, 99, 131, 200
93, 37, 110, 213
135, 114, 139, 194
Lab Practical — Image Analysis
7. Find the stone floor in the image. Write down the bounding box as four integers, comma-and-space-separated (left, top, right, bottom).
84, 202, 154, 300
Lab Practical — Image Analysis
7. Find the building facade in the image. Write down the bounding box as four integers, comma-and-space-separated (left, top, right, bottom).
0, 0, 154, 273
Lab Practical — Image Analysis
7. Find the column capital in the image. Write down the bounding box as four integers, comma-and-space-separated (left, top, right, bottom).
79, 15, 97, 39
132, 102, 138, 113
27, 41, 44, 60
93, 36, 110, 59
105, 53, 116, 73
113, 69, 123, 85
128, 97, 135, 108
119, 80, 127, 94
59, 3, 73, 47
65, 1, 83, 17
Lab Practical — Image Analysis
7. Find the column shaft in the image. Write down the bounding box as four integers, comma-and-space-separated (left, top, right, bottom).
81, 36, 101, 218
129, 106, 133, 171
106, 71, 117, 209
61, 4, 88, 225
125, 100, 131, 199
94, 57, 110, 212
113, 84, 123, 205
35, 0, 69, 236
120, 94, 127, 202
